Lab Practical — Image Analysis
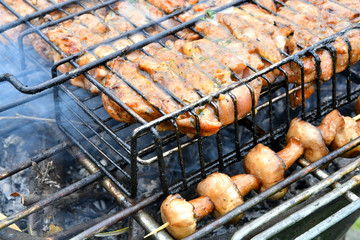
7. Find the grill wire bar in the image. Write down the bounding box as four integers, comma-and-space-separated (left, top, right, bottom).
1, 0, 360, 239
295, 198, 360, 240
251, 159, 359, 240
186, 137, 360, 240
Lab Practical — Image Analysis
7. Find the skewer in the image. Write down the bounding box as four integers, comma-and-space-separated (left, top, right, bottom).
144, 222, 169, 238
353, 113, 360, 121
146, 111, 360, 239
0, 212, 21, 232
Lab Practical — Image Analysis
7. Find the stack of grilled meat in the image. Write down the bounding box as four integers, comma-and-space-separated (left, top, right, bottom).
2, 0, 360, 137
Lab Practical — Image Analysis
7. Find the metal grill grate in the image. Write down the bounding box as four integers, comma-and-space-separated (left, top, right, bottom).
1, 0, 360, 239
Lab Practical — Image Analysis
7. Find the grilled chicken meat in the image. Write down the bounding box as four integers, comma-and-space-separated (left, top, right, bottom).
138, 55, 222, 136
164, 40, 262, 125
332, 0, 360, 12
115, 0, 200, 41
3, 0, 360, 137
147, 0, 187, 13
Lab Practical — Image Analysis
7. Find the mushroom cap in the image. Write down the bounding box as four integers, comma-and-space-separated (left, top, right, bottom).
286, 118, 329, 163
317, 110, 345, 145
196, 172, 244, 222
160, 194, 196, 239
243, 143, 286, 199
330, 116, 360, 157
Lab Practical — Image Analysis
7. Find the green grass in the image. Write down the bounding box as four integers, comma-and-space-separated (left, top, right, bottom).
352, 217, 360, 231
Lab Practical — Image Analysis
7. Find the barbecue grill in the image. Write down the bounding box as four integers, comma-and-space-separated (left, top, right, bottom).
1, 0, 360, 239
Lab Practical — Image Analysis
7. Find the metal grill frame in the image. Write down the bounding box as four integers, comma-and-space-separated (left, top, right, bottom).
1, 0, 360, 239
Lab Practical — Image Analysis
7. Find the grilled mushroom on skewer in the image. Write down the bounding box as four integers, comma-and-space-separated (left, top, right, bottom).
317, 110, 345, 145
196, 172, 261, 222
151, 173, 260, 239
243, 137, 304, 200
286, 118, 329, 163
330, 116, 360, 157
231, 173, 262, 197
295, 110, 360, 158
156, 194, 214, 239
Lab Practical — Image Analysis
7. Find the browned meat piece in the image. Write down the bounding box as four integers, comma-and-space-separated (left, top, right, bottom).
0, 0, 36, 44
305, 0, 359, 22
178, 39, 262, 122
102, 58, 182, 131
47, 27, 108, 93
255, 0, 277, 12
283, 0, 350, 32
277, 0, 360, 72
192, 20, 278, 84
178, 0, 233, 22
154, 47, 222, 93
277, 6, 335, 38
44, 8, 136, 93
217, 9, 285, 64
156, 42, 261, 125
138, 55, 222, 136
115, 1, 200, 40
181, 39, 247, 78
332, 0, 360, 12
241, 3, 358, 85
289, 83, 315, 109
114, 1, 160, 35
147, 0, 187, 13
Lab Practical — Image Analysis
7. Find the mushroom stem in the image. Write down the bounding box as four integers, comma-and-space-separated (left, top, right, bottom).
231, 174, 261, 197
189, 196, 214, 221
277, 137, 304, 171
317, 110, 345, 145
